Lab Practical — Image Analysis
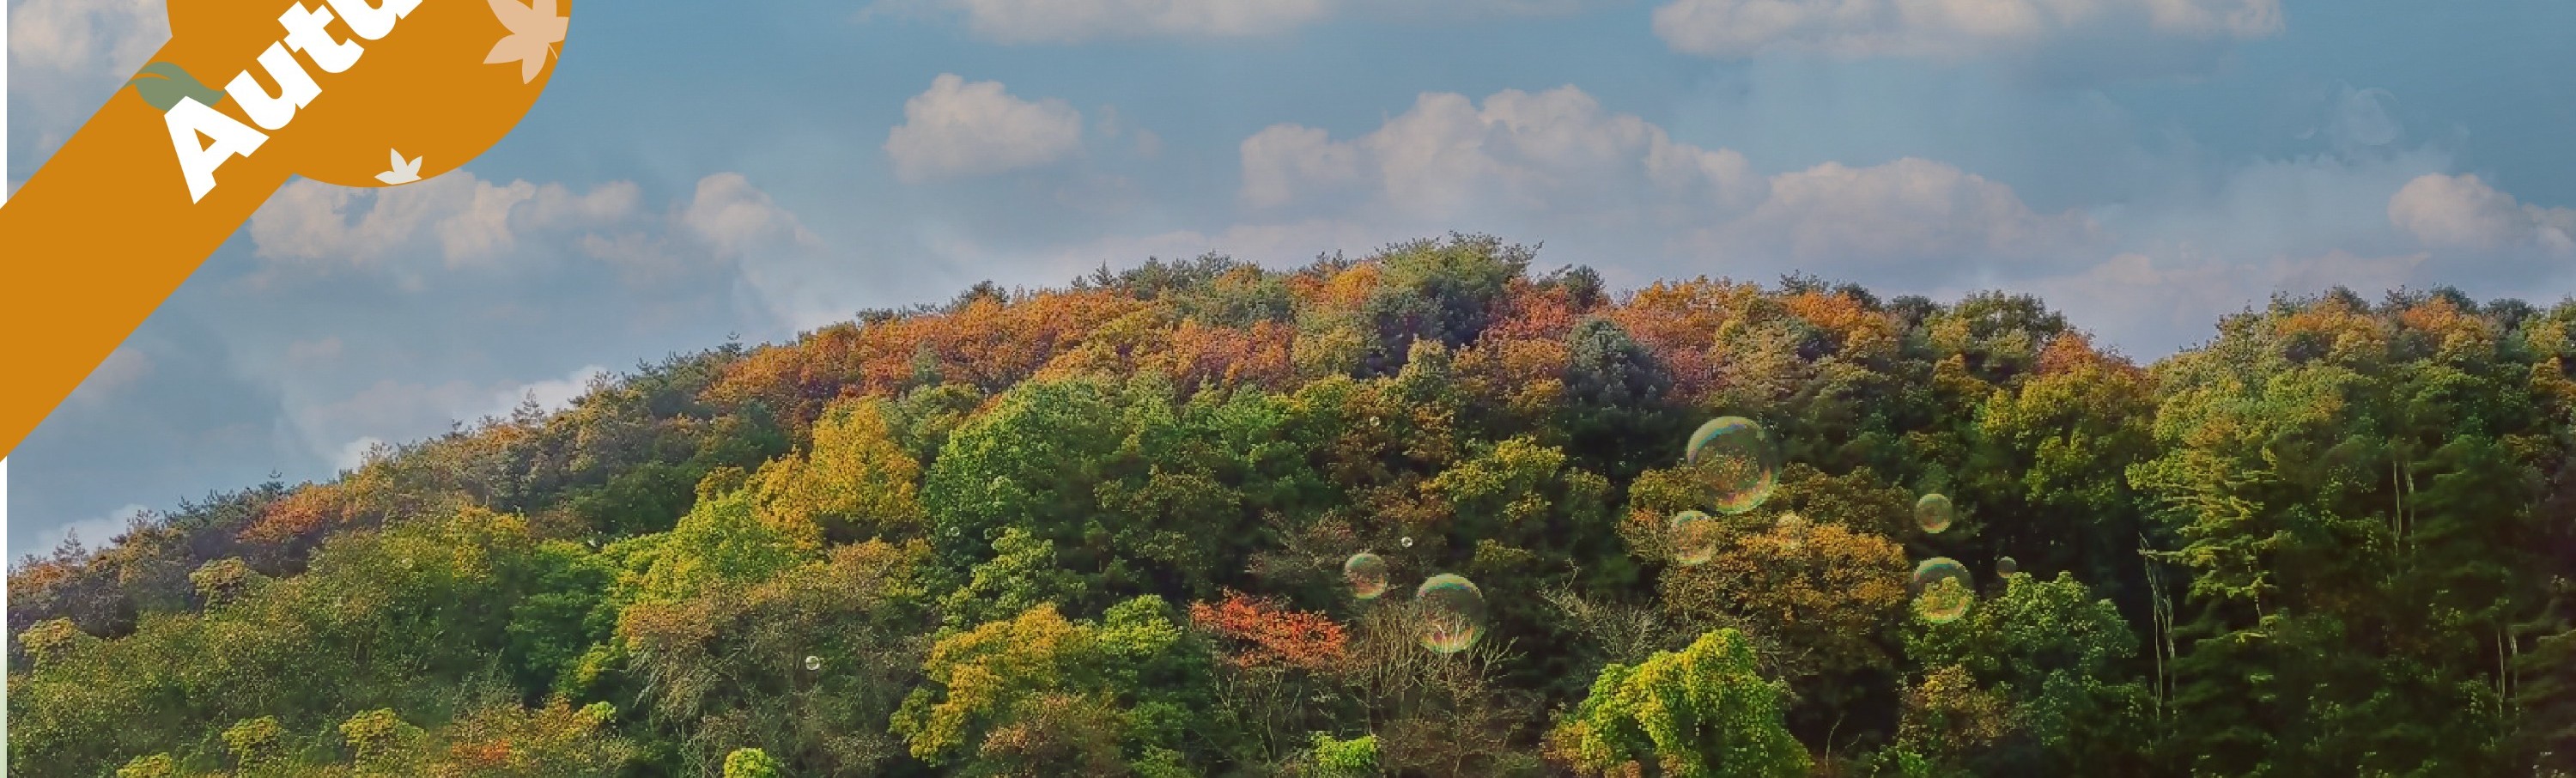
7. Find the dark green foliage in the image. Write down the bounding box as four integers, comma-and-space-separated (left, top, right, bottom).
1359, 234, 1536, 375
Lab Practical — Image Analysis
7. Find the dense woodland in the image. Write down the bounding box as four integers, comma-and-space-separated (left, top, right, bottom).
10, 234, 2576, 777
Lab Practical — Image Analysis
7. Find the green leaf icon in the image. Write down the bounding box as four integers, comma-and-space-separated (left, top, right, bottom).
130, 62, 227, 112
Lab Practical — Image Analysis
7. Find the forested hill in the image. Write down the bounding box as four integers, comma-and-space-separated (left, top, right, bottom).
11, 234, 2576, 777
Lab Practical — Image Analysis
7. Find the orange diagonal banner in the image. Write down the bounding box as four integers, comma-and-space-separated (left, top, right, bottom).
0, 0, 571, 459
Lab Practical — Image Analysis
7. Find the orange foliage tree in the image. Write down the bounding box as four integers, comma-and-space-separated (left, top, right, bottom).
1189, 589, 1350, 672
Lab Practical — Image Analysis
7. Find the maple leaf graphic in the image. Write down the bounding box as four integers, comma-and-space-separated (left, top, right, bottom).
484, 0, 567, 84
377, 149, 423, 185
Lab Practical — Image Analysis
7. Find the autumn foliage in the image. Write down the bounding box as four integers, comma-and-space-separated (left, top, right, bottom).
1190, 589, 1351, 672
13, 236, 2576, 778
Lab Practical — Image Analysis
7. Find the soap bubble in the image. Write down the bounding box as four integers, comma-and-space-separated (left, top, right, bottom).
1913, 556, 1971, 591
1996, 556, 2018, 576
1916, 494, 1954, 534
1912, 557, 1974, 623
1400, 536, 1416, 549
1668, 510, 1722, 566
1413, 574, 1487, 654
1686, 416, 1781, 514
1777, 512, 1808, 550
1344, 553, 1391, 599
804, 655, 822, 672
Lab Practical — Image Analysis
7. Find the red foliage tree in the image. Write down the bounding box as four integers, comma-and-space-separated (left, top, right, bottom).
1188, 590, 1350, 672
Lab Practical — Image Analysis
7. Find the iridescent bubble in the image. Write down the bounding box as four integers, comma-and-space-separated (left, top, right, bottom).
1344, 552, 1391, 599
1400, 536, 1416, 549
1668, 510, 1722, 566
1996, 556, 2018, 576
1912, 557, 1974, 623
1916, 494, 1955, 534
1686, 416, 1781, 514
804, 655, 822, 672
1777, 512, 1808, 550
1413, 574, 1487, 654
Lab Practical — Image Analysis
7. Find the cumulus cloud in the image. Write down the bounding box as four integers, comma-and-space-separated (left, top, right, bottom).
683, 173, 822, 255
662, 173, 878, 331
1242, 87, 1761, 224
1232, 85, 2087, 280
1650, 0, 2281, 62
2388, 173, 2576, 255
884, 76, 1087, 183
1708, 157, 2100, 268
9, 0, 167, 149
8, 0, 161, 73
249, 173, 643, 270
244, 167, 868, 331
864, 0, 1607, 44
937, 0, 1330, 43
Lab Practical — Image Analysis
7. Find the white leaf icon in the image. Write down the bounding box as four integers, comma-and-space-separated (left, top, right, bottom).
376, 149, 423, 185
484, 0, 568, 84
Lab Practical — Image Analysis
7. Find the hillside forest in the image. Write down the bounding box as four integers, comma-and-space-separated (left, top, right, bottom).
10, 234, 2576, 777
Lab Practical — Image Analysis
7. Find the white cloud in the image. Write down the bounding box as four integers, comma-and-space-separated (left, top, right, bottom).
294, 365, 608, 470
1241, 125, 1363, 209
20, 504, 148, 558
927, 0, 1334, 43
7, 0, 161, 73
884, 75, 1087, 183
872, 0, 1612, 43
483, 365, 611, 418
1707, 157, 2100, 267
663, 173, 874, 331
1650, 0, 2281, 61
2388, 173, 2576, 255
249, 173, 643, 270
334, 437, 387, 471
1231, 85, 2084, 279
1242, 87, 1760, 225
9, 0, 167, 150
683, 173, 821, 255
242, 168, 860, 328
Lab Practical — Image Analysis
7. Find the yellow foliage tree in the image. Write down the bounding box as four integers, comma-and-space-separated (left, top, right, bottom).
751, 397, 925, 546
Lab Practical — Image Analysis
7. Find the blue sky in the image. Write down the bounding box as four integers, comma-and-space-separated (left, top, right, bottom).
8, 0, 2574, 558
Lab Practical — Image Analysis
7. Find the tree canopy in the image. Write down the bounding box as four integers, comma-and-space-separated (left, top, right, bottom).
12, 236, 2574, 776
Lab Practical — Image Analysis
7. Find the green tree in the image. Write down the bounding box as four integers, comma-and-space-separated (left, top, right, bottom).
619, 540, 930, 775
1905, 572, 2149, 772
1307, 732, 1380, 777
724, 747, 784, 778
341, 708, 428, 775
1547, 628, 1809, 778
2129, 292, 2557, 775
893, 597, 1218, 776
1359, 234, 1535, 375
